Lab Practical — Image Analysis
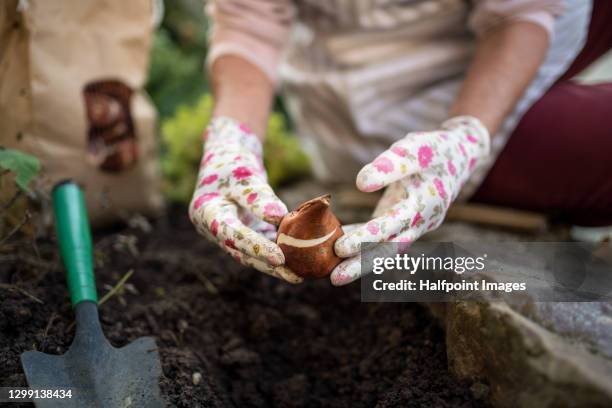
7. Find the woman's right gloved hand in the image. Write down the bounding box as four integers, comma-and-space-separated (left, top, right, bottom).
189, 116, 302, 284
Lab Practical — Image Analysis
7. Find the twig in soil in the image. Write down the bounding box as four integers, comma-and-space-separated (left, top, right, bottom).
161, 329, 180, 346
43, 312, 58, 337
1, 189, 23, 211
31, 238, 42, 261
0, 211, 31, 246
67, 269, 134, 331
39, 312, 58, 351
193, 271, 219, 295
98, 269, 134, 306
0, 254, 56, 271
0, 283, 43, 304
144, 311, 160, 333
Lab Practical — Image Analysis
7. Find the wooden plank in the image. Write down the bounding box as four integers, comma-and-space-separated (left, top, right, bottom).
447, 203, 547, 232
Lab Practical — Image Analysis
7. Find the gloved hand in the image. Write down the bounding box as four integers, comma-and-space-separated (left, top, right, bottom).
331, 116, 490, 286
189, 116, 302, 284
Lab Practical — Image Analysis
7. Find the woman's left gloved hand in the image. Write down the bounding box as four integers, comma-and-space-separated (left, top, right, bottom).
331, 116, 490, 286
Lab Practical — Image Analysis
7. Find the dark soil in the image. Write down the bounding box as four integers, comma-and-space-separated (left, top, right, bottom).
1, 209, 488, 407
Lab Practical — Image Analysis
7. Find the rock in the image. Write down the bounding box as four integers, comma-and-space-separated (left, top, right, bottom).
177, 319, 189, 333
192, 372, 202, 386
426, 222, 612, 408
445, 301, 612, 407
523, 302, 612, 359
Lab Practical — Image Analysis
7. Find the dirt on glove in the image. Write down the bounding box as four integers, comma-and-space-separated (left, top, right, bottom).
0, 208, 488, 407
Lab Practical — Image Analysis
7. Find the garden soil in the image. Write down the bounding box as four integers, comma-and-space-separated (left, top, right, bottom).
1, 208, 488, 407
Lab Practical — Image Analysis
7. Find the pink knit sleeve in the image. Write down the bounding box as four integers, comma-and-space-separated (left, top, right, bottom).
205, 0, 295, 85
469, 0, 566, 38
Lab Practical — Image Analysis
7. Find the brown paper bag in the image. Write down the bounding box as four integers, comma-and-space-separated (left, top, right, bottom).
0, 0, 164, 226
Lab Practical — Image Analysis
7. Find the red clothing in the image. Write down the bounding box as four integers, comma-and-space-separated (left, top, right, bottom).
472, 0, 612, 226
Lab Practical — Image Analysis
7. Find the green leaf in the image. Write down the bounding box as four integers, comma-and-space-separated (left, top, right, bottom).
0, 148, 41, 191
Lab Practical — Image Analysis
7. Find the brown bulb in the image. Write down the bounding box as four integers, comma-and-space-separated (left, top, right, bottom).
277, 195, 344, 279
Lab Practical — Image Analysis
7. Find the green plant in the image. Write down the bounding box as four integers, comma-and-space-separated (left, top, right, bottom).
263, 114, 311, 188
0, 148, 41, 192
0, 148, 41, 239
146, 0, 211, 119
146, 29, 209, 119
161, 93, 310, 203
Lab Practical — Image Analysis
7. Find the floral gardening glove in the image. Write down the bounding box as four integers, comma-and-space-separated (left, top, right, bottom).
331, 116, 490, 286
189, 117, 303, 284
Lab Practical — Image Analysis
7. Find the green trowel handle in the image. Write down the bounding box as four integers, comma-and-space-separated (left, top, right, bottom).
52, 180, 98, 306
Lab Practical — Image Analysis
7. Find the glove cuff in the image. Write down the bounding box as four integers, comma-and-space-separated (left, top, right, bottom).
206, 116, 264, 157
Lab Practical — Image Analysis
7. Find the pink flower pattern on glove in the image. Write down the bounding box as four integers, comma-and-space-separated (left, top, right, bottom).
391, 146, 407, 157
373, 157, 395, 174
331, 116, 490, 286
366, 222, 379, 235
264, 202, 285, 219
418, 146, 433, 168
447, 160, 456, 176
232, 166, 253, 180
433, 178, 447, 201
189, 117, 302, 284
200, 174, 218, 186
